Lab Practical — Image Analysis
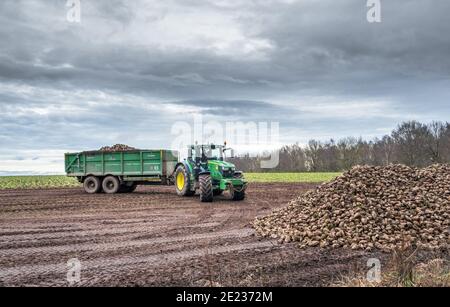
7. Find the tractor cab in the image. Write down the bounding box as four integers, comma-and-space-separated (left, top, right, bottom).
188, 144, 225, 163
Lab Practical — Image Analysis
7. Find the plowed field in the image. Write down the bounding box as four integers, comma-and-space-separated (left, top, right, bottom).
0, 183, 378, 287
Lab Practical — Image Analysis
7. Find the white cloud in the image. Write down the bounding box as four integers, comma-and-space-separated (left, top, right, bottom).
73, 0, 276, 61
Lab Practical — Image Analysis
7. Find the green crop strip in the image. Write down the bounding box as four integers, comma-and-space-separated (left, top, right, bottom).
245, 173, 341, 183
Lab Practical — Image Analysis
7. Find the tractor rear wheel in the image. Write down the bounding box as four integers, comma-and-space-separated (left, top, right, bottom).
199, 174, 213, 202
84, 176, 101, 194
175, 166, 195, 196
102, 176, 120, 194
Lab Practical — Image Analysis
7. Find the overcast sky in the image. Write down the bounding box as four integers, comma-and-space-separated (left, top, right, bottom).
1, 0, 450, 174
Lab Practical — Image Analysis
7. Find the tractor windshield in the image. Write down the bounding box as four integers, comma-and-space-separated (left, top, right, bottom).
203, 146, 223, 160
189, 145, 224, 161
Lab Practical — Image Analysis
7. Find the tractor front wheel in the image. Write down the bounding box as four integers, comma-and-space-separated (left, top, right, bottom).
199, 174, 213, 202
230, 188, 246, 201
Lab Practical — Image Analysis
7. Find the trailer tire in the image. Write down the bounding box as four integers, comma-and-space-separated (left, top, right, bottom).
175, 166, 195, 196
102, 176, 120, 194
199, 174, 213, 203
84, 176, 101, 194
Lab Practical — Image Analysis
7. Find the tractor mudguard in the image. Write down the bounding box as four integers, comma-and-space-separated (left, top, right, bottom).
174, 161, 193, 175
182, 161, 193, 174
173, 161, 195, 186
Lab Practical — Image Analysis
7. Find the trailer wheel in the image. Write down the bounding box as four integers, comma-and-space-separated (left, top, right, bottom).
84, 176, 101, 194
175, 166, 195, 196
199, 174, 213, 203
102, 176, 120, 194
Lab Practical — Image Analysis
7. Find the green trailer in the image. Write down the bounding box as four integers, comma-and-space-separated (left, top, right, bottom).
65, 149, 179, 194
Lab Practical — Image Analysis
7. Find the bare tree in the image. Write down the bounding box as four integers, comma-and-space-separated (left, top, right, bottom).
305, 140, 321, 171
425, 121, 448, 163
232, 121, 450, 172
391, 121, 431, 167
373, 135, 395, 166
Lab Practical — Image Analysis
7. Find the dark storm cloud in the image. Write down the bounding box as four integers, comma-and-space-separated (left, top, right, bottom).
1, 0, 450, 173
1, 1, 449, 101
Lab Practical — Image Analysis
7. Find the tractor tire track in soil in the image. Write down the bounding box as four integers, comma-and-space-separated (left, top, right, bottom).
0, 183, 380, 286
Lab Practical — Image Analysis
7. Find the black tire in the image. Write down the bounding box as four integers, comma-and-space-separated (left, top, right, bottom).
127, 184, 138, 193
233, 172, 244, 179
199, 174, 213, 202
213, 189, 223, 196
119, 183, 137, 193
230, 188, 246, 201
83, 176, 101, 194
118, 186, 127, 193
102, 176, 120, 194
175, 166, 195, 196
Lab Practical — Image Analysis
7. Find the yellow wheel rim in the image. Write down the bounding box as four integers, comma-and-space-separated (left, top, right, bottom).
176, 172, 185, 191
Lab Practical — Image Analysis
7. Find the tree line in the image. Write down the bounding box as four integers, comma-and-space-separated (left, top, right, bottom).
230, 121, 450, 172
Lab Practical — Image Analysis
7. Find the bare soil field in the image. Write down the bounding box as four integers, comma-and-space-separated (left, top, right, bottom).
0, 183, 382, 287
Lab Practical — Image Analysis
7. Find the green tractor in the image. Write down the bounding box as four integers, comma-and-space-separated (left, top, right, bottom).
173, 144, 247, 202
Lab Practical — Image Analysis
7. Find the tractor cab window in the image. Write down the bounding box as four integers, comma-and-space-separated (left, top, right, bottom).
205, 147, 223, 161
188, 145, 224, 162
188, 146, 201, 162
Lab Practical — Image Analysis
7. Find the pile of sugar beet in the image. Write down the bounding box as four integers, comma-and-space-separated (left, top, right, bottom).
253, 164, 450, 251
99, 144, 137, 152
